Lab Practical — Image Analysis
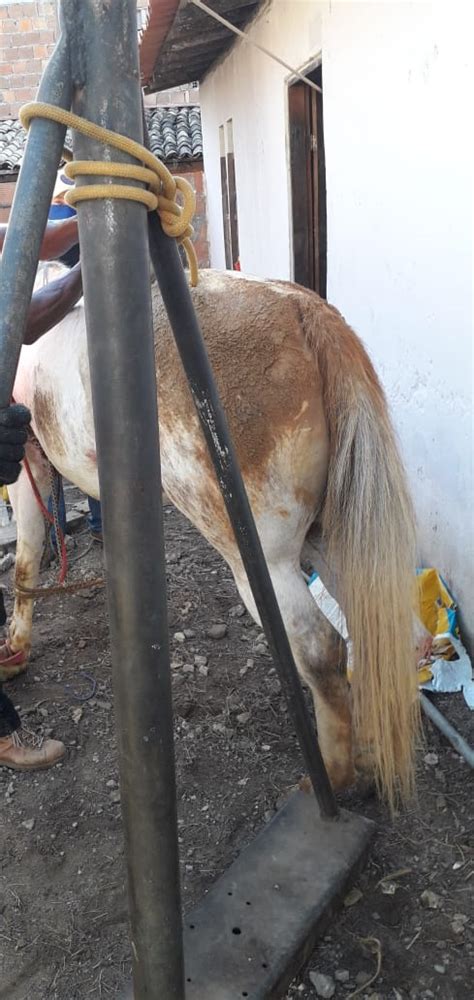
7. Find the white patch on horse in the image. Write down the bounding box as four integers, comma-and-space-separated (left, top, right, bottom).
293, 400, 309, 422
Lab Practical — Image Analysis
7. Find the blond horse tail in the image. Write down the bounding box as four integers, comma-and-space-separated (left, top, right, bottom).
302, 296, 419, 809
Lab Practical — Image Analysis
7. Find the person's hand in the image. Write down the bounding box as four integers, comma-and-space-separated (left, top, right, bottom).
0, 404, 31, 485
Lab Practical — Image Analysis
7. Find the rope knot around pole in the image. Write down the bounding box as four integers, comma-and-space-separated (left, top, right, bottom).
19, 102, 199, 287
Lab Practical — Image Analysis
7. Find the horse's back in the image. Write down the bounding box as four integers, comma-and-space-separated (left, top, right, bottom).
14, 270, 330, 552
152, 271, 329, 556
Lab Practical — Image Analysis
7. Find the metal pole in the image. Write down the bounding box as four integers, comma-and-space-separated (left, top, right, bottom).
146, 210, 338, 821
65, 3, 184, 997
0, 22, 71, 406
421, 693, 474, 769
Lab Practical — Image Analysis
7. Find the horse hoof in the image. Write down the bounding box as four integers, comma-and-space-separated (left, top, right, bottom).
354, 772, 377, 800
0, 645, 28, 681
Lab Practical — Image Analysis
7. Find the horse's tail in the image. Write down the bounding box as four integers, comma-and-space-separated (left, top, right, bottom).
303, 296, 419, 809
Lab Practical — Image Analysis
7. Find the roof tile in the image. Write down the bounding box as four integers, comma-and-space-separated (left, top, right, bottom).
0, 106, 202, 174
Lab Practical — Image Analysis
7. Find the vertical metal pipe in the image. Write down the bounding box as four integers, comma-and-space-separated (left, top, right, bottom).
0, 24, 71, 406
68, 3, 184, 997
146, 211, 338, 821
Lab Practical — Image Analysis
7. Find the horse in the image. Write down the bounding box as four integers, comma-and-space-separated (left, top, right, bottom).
2, 269, 419, 808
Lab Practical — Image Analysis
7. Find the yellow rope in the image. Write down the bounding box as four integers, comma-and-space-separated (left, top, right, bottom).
19, 102, 199, 286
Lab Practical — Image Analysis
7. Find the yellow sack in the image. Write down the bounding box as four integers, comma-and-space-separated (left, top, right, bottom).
416, 568, 459, 643
416, 569, 461, 685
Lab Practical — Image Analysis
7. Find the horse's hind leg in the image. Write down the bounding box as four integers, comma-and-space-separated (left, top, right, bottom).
0, 441, 49, 679
232, 560, 355, 791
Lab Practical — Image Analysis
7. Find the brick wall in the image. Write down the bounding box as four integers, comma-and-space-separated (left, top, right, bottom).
0, 1, 58, 118
144, 84, 200, 107
0, 1, 149, 118
0, 178, 16, 221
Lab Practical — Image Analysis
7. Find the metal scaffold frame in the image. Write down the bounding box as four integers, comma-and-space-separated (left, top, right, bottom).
0, 4, 373, 997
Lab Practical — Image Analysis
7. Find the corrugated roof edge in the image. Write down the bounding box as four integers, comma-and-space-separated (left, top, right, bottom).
0, 106, 203, 176
140, 0, 181, 87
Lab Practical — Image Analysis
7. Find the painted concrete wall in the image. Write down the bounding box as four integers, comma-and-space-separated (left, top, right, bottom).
200, 1, 474, 647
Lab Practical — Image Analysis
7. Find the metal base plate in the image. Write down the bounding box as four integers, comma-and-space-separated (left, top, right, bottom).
123, 791, 374, 999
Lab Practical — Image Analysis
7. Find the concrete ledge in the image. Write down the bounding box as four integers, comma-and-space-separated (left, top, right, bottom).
122, 791, 374, 999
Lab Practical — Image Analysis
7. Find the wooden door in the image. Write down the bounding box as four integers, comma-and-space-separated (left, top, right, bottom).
288, 72, 327, 297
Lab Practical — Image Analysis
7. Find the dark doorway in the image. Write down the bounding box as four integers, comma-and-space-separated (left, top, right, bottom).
288, 63, 327, 297
219, 119, 240, 270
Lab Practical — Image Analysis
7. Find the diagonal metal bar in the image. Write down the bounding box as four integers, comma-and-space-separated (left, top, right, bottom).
145, 175, 338, 821
0, 18, 72, 407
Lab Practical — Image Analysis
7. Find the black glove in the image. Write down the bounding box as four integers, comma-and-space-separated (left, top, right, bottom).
0, 404, 31, 486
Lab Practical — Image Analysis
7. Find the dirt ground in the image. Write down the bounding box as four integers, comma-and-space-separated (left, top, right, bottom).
0, 495, 472, 1000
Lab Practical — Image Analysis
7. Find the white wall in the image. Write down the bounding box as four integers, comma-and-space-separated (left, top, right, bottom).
201, 0, 325, 276
200, 1, 474, 648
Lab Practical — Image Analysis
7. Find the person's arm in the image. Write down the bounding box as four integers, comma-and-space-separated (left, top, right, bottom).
23, 263, 83, 345
0, 405, 31, 486
0, 217, 79, 261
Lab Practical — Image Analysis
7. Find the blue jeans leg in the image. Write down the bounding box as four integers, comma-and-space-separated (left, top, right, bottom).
48, 478, 67, 553
87, 498, 102, 536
